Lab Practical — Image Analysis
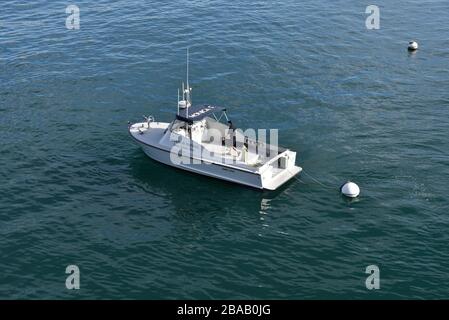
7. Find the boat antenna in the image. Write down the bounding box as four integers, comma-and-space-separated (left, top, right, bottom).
186, 48, 189, 95
185, 48, 190, 117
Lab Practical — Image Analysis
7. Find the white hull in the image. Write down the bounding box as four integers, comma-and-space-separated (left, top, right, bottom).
139, 142, 264, 189
129, 121, 301, 190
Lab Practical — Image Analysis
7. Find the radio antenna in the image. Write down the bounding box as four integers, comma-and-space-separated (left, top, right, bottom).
186, 48, 189, 93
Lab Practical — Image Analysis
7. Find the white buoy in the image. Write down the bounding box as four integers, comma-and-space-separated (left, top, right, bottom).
340, 181, 360, 198
408, 41, 419, 51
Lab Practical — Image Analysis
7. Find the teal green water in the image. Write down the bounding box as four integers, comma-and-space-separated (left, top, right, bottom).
1, 0, 449, 299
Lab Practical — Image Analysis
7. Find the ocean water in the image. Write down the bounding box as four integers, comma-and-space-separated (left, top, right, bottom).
1, 0, 449, 299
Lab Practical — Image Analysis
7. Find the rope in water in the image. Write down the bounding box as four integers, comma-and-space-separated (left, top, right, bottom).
301, 170, 335, 189
289, 168, 443, 218
287, 167, 336, 190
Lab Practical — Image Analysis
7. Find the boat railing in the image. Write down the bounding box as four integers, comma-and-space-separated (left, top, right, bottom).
258, 149, 290, 174
143, 115, 155, 128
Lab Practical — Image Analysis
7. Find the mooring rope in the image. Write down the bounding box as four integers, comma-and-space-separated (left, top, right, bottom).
300, 169, 335, 189
286, 167, 336, 190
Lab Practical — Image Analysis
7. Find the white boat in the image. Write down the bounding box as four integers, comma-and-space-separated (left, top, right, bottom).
128, 51, 302, 190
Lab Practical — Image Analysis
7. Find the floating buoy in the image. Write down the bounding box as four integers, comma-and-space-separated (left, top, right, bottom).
408, 41, 418, 51
340, 181, 360, 198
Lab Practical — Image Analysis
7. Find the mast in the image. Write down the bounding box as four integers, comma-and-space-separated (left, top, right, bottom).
182, 82, 185, 101
186, 48, 189, 98
186, 48, 190, 117
176, 49, 192, 116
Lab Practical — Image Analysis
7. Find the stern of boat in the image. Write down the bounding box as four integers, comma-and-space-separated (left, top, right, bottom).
258, 149, 302, 190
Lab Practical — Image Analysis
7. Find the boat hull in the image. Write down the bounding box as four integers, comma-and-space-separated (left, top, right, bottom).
138, 142, 265, 189
128, 122, 301, 190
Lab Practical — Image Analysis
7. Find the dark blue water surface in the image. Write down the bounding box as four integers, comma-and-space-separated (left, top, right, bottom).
1, 0, 449, 299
